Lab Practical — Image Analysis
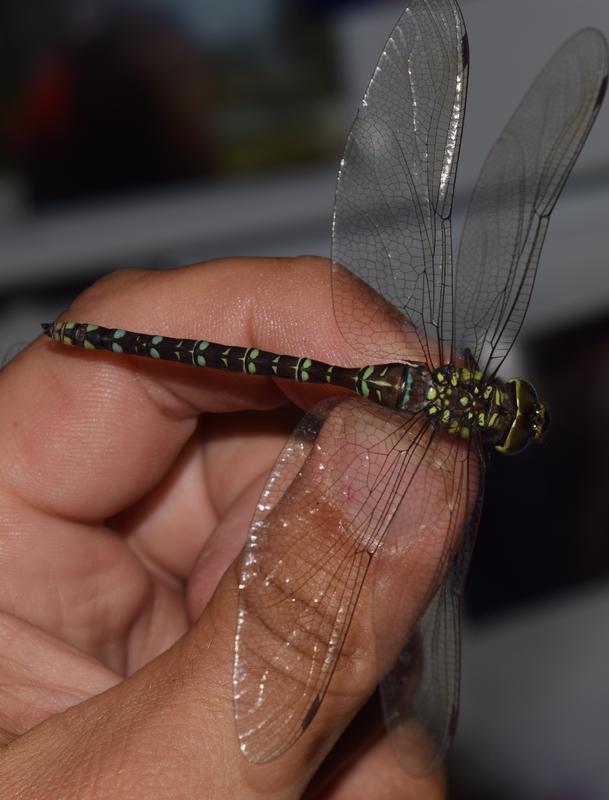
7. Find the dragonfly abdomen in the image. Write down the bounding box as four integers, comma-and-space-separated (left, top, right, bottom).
42, 321, 429, 411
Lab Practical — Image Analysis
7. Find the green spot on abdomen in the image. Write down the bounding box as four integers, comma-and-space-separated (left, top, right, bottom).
193, 340, 210, 367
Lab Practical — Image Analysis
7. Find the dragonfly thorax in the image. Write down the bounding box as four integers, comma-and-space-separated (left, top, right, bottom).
424, 366, 547, 454
424, 365, 508, 443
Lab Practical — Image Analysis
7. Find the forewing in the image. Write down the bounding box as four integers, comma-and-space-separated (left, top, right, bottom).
456, 29, 608, 377
331, 0, 468, 367
233, 396, 435, 764
379, 438, 484, 775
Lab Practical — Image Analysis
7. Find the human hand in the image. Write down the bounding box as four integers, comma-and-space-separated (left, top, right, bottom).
0, 256, 450, 799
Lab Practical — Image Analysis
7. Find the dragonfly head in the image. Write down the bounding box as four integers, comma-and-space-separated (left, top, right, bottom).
494, 378, 549, 456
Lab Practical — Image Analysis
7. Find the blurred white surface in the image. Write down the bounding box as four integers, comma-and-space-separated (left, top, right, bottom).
2, 0, 608, 333
457, 582, 609, 799
0, 167, 334, 291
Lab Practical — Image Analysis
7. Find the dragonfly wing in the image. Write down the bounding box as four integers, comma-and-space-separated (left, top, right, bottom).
455, 29, 608, 376
233, 396, 469, 764
378, 437, 484, 775
331, 0, 468, 367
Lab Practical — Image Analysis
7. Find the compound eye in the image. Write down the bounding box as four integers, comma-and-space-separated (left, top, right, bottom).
495, 378, 547, 455
495, 415, 530, 455
531, 402, 550, 441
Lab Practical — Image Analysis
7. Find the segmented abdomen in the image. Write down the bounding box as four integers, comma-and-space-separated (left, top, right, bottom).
44, 321, 428, 411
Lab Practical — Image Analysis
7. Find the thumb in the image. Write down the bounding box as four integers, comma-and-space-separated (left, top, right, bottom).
230, 394, 474, 787
1, 402, 468, 800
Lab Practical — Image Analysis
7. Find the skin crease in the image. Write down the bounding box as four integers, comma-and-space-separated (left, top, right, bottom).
0, 256, 455, 799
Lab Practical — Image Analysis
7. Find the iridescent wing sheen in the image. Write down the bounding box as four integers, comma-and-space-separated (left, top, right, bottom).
233, 396, 474, 764
378, 438, 483, 775
455, 29, 608, 378
331, 0, 468, 367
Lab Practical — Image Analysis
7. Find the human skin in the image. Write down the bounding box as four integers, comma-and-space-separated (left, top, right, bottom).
0, 256, 451, 799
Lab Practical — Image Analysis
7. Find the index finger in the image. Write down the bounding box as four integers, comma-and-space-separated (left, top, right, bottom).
2, 256, 363, 523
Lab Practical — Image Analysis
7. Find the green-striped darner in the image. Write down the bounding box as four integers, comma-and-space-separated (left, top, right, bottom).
43, 0, 608, 776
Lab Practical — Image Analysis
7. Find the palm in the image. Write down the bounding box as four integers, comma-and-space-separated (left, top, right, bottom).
0, 390, 295, 741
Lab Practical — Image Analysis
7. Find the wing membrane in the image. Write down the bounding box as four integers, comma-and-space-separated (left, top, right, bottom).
233, 397, 447, 763
234, 5, 608, 779
379, 439, 483, 775
456, 29, 608, 376
331, 0, 468, 367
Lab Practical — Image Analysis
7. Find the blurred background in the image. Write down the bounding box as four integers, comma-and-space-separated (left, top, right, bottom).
1, 0, 609, 797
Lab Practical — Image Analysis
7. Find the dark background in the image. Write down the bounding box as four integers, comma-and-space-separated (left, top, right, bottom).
1, 1, 609, 797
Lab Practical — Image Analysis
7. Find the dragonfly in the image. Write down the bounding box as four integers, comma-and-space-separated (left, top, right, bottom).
42, 0, 608, 776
